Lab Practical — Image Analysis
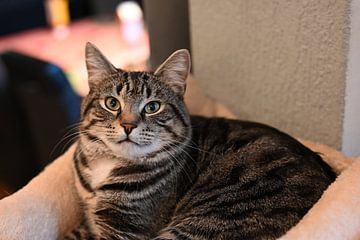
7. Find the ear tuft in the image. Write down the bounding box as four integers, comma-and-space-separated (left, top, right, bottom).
154, 49, 191, 96
85, 42, 118, 88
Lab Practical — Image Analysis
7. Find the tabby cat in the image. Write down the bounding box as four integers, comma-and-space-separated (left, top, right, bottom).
65, 43, 335, 240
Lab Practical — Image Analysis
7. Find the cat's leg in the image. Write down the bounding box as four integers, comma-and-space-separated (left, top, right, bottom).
155, 222, 231, 240
63, 221, 94, 240
153, 227, 193, 240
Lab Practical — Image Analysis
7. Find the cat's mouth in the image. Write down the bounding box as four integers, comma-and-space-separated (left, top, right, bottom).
117, 138, 140, 146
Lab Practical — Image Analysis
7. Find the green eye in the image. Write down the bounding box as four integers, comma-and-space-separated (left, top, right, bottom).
105, 97, 121, 111
144, 101, 161, 114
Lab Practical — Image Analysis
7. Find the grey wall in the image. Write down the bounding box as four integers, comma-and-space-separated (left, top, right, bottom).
144, 0, 191, 69
190, 0, 352, 152
342, 0, 360, 156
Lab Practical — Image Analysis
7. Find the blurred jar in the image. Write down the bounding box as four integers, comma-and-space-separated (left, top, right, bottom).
116, 1, 144, 46
44, 0, 70, 39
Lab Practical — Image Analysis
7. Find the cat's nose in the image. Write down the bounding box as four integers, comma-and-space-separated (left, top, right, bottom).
121, 123, 137, 135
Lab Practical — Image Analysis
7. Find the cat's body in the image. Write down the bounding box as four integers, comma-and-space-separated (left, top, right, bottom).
66, 43, 335, 240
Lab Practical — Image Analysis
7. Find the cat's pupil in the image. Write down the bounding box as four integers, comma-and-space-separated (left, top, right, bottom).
148, 103, 156, 111
110, 99, 117, 108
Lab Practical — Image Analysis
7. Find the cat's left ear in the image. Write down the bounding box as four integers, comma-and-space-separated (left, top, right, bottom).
85, 42, 119, 88
154, 49, 191, 96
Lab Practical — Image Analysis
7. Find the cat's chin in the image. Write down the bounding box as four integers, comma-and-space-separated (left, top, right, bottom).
106, 140, 160, 160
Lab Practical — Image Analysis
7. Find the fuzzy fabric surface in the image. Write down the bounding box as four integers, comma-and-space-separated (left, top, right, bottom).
0, 76, 359, 239
280, 156, 360, 240
0, 140, 358, 240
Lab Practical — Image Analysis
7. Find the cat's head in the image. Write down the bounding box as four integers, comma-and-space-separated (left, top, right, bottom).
80, 43, 191, 160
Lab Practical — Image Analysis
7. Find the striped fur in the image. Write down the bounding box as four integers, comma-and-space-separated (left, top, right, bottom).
65, 44, 335, 239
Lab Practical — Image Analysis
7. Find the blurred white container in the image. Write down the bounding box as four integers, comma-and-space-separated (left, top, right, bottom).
116, 1, 144, 46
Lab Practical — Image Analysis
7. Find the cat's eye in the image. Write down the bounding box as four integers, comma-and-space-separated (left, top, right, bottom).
144, 101, 161, 114
105, 97, 121, 111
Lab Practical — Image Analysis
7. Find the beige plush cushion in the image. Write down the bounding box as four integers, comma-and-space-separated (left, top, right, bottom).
0, 76, 358, 239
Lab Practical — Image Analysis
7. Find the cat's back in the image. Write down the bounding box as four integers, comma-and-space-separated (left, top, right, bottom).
190, 115, 335, 181
171, 116, 335, 239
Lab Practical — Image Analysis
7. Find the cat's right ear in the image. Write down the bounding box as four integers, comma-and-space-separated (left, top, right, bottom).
85, 42, 119, 88
154, 49, 191, 96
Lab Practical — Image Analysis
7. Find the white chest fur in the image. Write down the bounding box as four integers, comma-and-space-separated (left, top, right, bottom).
89, 158, 118, 188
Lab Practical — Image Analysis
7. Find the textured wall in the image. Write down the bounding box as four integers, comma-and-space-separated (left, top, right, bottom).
342, 0, 360, 156
190, 0, 349, 149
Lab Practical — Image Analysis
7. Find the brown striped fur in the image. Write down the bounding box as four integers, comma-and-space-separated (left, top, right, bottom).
65, 43, 335, 240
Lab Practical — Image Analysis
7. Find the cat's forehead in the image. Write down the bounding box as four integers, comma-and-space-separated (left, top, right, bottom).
122, 71, 153, 81
93, 70, 168, 100
95, 71, 154, 90
118, 71, 159, 95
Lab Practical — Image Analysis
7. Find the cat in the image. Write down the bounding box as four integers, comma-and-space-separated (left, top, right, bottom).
65, 43, 335, 240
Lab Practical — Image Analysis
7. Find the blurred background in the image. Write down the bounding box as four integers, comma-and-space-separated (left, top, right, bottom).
0, 0, 359, 199
0, 0, 191, 198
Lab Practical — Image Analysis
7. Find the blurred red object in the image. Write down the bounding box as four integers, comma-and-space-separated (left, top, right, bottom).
0, 19, 149, 96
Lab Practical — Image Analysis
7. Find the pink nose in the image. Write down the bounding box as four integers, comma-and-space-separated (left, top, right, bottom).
121, 123, 137, 135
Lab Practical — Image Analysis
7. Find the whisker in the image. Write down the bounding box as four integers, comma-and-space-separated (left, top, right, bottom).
161, 144, 194, 185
